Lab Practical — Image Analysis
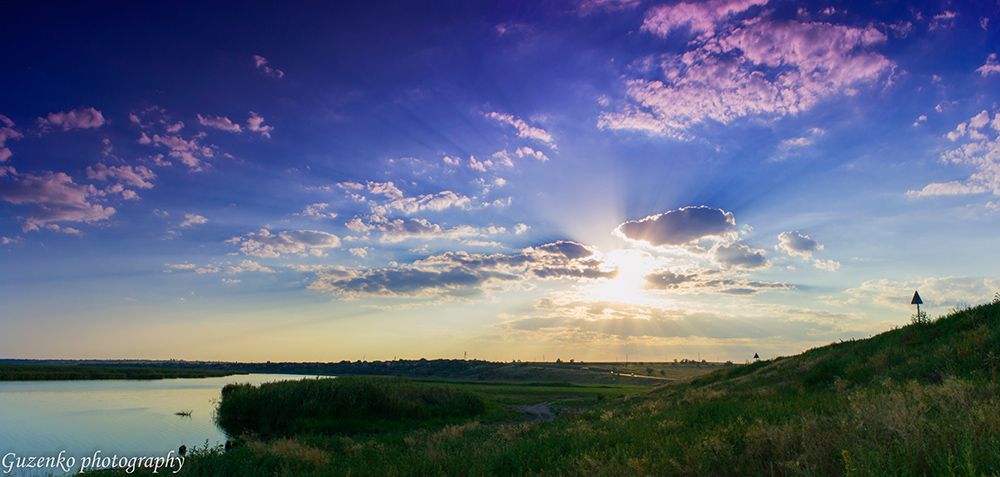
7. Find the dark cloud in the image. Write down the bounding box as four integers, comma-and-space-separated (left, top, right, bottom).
643, 269, 791, 295
615, 206, 735, 246
534, 240, 594, 259
643, 270, 698, 288
311, 241, 615, 299
712, 242, 768, 269
311, 266, 519, 299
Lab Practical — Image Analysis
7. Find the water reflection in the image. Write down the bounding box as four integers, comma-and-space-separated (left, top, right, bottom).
0, 374, 320, 475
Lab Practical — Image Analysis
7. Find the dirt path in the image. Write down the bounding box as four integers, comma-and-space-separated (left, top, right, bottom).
508, 397, 588, 424
511, 402, 556, 423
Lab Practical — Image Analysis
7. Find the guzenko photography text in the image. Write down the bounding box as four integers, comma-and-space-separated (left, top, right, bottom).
2, 449, 185, 474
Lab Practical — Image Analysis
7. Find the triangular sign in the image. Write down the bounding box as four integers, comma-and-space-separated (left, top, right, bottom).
911, 291, 923, 305
753, 353, 759, 359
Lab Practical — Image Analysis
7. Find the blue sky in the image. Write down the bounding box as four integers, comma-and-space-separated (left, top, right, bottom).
2, 0, 999, 362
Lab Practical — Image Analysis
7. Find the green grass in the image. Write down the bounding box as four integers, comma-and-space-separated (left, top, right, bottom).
0, 363, 237, 381
417, 379, 645, 405
86, 299, 1000, 476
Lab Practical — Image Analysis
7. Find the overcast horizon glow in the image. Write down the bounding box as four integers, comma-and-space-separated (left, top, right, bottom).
2, 0, 999, 363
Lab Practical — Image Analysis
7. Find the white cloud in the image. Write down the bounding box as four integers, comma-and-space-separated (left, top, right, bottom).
247, 112, 274, 138
575, 0, 640, 15
0, 114, 23, 163
776, 231, 839, 271
603, 7, 893, 138
37, 107, 106, 132
85, 163, 155, 189
845, 276, 999, 310
908, 109, 1000, 200
198, 114, 242, 133
0, 171, 115, 231
485, 112, 556, 148
776, 231, 822, 258
298, 203, 338, 219
179, 214, 208, 227
224, 260, 275, 273
227, 229, 341, 257
977, 53, 1000, 77
253, 55, 285, 79
641, 0, 767, 37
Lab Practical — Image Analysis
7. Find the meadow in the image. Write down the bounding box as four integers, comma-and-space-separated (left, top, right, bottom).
88, 298, 1000, 476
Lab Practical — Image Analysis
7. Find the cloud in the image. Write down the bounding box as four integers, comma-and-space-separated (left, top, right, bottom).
492, 147, 550, 165
602, 7, 893, 138
776, 231, 840, 270
149, 133, 214, 170
0, 114, 23, 162
769, 128, 825, 162
85, 163, 156, 189
340, 181, 479, 215
373, 218, 481, 243
247, 112, 274, 138
131, 107, 215, 170
502, 299, 779, 340
198, 114, 242, 133
224, 260, 275, 273
574, 0, 640, 15
929, 10, 958, 30
844, 276, 1000, 310
227, 229, 341, 257
298, 203, 338, 219
311, 241, 614, 299
179, 214, 208, 227
166, 263, 196, 271
253, 55, 285, 79
641, 0, 767, 37
615, 206, 736, 246
711, 242, 768, 269
37, 107, 106, 131
347, 216, 501, 244
776, 231, 822, 257
0, 171, 115, 231
908, 109, 1000, 200
978, 53, 1000, 77
485, 112, 555, 148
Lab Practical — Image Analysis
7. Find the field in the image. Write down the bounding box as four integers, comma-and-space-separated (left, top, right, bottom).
86, 299, 1000, 476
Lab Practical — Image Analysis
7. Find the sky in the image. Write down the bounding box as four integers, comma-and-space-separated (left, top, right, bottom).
1, 0, 999, 363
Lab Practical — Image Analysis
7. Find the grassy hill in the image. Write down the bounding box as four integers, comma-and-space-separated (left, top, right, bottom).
95, 298, 1000, 476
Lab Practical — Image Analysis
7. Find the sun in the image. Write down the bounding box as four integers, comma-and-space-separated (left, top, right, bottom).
587, 249, 658, 304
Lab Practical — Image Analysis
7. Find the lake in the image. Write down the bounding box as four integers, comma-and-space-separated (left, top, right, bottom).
0, 374, 323, 476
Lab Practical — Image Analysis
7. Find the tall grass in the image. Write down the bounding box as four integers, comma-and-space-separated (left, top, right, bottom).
216, 376, 486, 437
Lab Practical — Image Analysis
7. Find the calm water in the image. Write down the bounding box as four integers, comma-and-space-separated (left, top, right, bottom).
0, 374, 322, 475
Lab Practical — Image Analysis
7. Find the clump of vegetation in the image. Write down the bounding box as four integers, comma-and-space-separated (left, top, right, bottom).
215, 376, 487, 437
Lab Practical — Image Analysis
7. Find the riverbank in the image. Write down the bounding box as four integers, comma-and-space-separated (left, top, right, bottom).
0, 363, 240, 381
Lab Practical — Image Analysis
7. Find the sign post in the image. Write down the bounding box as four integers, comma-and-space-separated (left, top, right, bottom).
911, 291, 923, 314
